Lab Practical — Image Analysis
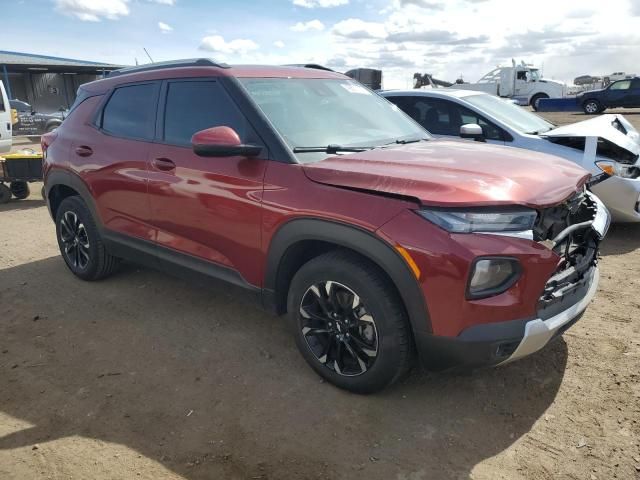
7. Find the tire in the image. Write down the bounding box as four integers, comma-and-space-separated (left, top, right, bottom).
10, 181, 30, 200
530, 93, 549, 111
41, 185, 46, 200
583, 99, 602, 115
0, 184, 11, 204
55, 196, 119, 281
287, 250, 414, 394
45, 123, 60, 133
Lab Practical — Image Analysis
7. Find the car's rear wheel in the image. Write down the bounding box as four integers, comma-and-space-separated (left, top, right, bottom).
10, 181, 30, 200
55, 196, 119, 281
583, 99, 602, 114
287, 250, 414, 394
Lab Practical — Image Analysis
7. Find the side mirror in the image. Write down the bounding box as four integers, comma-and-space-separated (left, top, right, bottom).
191, 126, 262, 157
460, 124, 485, 142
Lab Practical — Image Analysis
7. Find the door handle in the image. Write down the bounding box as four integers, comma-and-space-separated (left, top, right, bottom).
152, 157, 176, 171
75, 145, 93, 157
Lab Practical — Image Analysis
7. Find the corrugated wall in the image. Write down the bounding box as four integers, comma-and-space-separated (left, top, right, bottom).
18, 72, 100, 113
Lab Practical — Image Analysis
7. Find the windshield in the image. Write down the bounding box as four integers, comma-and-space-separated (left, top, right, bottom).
529, 69, 541, 81
464, 94, 554, 134
238, 78, 429, 162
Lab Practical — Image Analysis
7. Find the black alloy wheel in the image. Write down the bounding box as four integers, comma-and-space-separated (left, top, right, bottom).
299, 280, 378, 376
59, 210, 91, 271
288, 250, 414, 393
55, 196, 119, 280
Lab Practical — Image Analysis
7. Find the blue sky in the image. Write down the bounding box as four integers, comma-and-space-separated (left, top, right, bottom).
2, 0, 640, 88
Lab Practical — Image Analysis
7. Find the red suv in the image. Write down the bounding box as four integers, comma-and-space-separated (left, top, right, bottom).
42, 59, 610, 393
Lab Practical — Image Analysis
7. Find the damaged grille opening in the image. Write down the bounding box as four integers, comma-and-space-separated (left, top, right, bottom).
547, 136, 639, 165
534, 190, 600, 317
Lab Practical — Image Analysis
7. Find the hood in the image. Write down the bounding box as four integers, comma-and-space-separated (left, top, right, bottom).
541, 114, 640, 160
540, 79, 565, 87
303, 140, 589, 208
577, 87, 606, 96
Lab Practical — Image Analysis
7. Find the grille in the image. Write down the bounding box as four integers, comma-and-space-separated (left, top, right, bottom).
535, 190, 600, 316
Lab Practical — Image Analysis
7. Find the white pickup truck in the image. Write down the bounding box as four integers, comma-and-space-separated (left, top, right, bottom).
452, 60, 568, 110
0, 80, 12, 154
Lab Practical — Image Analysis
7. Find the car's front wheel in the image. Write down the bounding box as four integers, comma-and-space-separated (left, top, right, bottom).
55, 196, 119, 281
583, 99, 602, 114
287, 251, 414, 394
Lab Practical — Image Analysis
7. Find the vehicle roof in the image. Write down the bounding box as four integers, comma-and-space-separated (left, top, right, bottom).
380, 89, 486, 99
80, 63, 348, 94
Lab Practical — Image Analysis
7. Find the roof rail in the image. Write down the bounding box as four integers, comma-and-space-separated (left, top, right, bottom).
108, 58, 230, 77
284, 63, 335, 72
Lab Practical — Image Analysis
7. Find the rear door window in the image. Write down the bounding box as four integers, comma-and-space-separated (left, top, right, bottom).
101, 83, 159, 141
162, 80, 247, 147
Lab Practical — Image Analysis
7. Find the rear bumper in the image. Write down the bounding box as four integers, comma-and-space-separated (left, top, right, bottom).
415, 267, 599, 370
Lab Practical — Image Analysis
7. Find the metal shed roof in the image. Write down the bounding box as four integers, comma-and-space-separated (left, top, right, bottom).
0, 50, 124, 72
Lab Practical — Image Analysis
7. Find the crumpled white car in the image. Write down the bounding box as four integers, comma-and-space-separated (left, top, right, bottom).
380, 89, 640, 222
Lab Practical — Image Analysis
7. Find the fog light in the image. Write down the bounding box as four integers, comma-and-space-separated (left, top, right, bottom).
468, 257, 521, 299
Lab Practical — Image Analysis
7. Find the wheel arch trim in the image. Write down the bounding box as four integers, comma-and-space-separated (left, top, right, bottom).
264, 217, 432, 334
45, 169, 101, 225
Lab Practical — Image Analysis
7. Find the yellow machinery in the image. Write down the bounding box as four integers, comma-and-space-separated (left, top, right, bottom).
0, 150, 44, 203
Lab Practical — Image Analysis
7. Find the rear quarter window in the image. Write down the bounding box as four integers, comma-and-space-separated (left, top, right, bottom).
101, 83, 159, 141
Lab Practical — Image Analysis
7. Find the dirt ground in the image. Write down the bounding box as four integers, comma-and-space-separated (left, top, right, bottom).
1, 111, 639, 480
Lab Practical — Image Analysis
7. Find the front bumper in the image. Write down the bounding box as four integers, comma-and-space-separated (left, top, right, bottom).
591, 176, 640, 223
415, 266, 599, 371
500, 266, 598, 364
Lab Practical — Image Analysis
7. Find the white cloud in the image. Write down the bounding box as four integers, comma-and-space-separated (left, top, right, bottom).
274, 40, 285, 48
199, 35, 259, 55
54, 0, 129, 21
397, 0, 443, 9
293, 0, 348, 8
148, 0, 175, 4
332, 18, 387, 39
158, 21, 172, 33
291, 19, 325, 31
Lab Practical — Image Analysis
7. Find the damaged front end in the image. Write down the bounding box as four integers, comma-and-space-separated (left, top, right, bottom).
534, 190, 610, 320
543, 114, 640, 178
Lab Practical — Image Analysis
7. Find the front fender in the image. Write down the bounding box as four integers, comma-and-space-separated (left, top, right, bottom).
263, 217, 432, 334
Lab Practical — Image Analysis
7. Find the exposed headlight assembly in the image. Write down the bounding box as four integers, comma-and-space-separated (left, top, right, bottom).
595, 160, 640, 179
417, 208, 537, 235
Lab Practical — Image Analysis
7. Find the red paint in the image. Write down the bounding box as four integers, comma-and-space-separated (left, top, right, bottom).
304, 140, 590, 208
44, 64, 592, 343
191, 126, 241, 148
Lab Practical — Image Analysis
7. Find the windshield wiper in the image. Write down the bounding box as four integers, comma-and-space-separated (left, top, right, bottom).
386, 137, 426, 145
527, 127, 554, 135
292, 144, 373, 154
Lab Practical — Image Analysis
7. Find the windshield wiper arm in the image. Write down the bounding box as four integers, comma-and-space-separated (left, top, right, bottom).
380, 136, 428, 147
292, 144, 373, 154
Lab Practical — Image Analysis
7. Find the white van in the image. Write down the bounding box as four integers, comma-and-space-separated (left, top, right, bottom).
0, 80, 12, 154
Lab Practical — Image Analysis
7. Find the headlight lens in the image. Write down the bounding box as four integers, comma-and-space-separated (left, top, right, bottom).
595, 160, 640, 179
418, 208, 537, 233
468, 258, 521, 298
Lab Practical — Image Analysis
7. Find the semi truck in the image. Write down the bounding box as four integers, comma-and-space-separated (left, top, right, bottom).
451, 60, 568, 110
